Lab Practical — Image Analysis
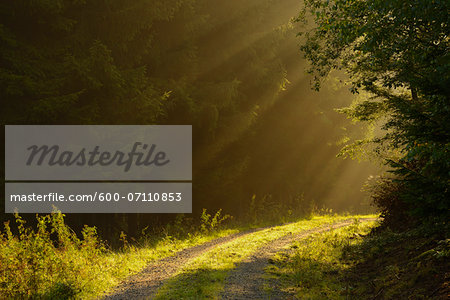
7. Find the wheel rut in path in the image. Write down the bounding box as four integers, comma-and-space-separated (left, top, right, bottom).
220, 218, 376, 300
103, 227, 268, 299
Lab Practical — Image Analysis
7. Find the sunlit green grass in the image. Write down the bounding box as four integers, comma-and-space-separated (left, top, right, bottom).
93, 228, 240, 298
264, 219, 377, 299
153, 215, 376, 299
0, 213, 239, 299
0, 213, 377, 299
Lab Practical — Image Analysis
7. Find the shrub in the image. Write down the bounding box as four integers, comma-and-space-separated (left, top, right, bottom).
0, 212, 104, 298
368, 176, 413, 230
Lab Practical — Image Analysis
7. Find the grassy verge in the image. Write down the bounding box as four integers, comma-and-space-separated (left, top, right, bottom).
0, 213, 239, 299
265, 219, 377, 299
0, 212, 378, 299
266, 220, 449, 299
343, 222, 450, 299
153, 215, 375, 299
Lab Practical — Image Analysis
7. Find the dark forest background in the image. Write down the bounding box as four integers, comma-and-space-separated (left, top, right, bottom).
0, 0, 379, 238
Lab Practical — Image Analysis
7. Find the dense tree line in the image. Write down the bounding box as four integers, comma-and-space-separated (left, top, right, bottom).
297, 0, 449, 226
1, 0, 376, 237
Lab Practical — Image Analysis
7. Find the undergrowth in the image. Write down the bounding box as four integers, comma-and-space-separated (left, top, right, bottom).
267, 219, 449, 299
344, 221, 450, 299
0, 210, 236, 299
0, 209, 375, 299
265, 219, 376, 299
152, 215, 374, 299
0, 213, 104, 298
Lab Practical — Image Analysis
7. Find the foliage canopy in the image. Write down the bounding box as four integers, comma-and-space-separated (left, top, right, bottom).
297, 0, 450, 220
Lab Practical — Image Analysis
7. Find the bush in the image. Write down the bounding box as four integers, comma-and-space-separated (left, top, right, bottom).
368, 176, 413, 230
0, 213, 104, 298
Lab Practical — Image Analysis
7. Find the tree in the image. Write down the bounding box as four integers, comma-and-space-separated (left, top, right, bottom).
297, 0, 450, 220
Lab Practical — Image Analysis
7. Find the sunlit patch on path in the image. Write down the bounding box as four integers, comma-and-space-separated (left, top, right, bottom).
220, 218, 376, 299
103, 228, 266, 299
102, 216, 377, 299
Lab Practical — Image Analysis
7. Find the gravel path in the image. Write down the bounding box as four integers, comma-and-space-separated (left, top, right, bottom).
102, 227, 269, 299
220, 218, 376, 300
103, 218, 376, 299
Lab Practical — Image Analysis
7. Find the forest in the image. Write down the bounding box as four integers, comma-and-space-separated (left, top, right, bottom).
0, 0, 379, 236
0, 0, 449, 299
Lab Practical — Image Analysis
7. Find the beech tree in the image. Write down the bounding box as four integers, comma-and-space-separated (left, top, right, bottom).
297, 0, 450, 220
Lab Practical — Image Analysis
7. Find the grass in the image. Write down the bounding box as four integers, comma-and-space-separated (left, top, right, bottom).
265, 219, 449, 299
0, 212, 378, 299
152, 215, 376, 299
343, 222, 450, 299
0, 212, 239, 299
265, 219, 377, 299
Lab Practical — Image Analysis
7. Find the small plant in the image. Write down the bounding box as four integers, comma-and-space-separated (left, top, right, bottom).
119, 231, 129, 249
200, 209, 231, 234
163, 214, 196, 239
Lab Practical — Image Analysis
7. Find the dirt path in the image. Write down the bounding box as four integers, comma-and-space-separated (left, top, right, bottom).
103, 218, 376, 299
220, 218, 376, 300
103, 227, 270, 299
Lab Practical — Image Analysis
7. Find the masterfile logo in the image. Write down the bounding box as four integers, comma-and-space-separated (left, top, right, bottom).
4, 125, 192, 214
5, 125, 192, 181
26, 142, 170, 172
